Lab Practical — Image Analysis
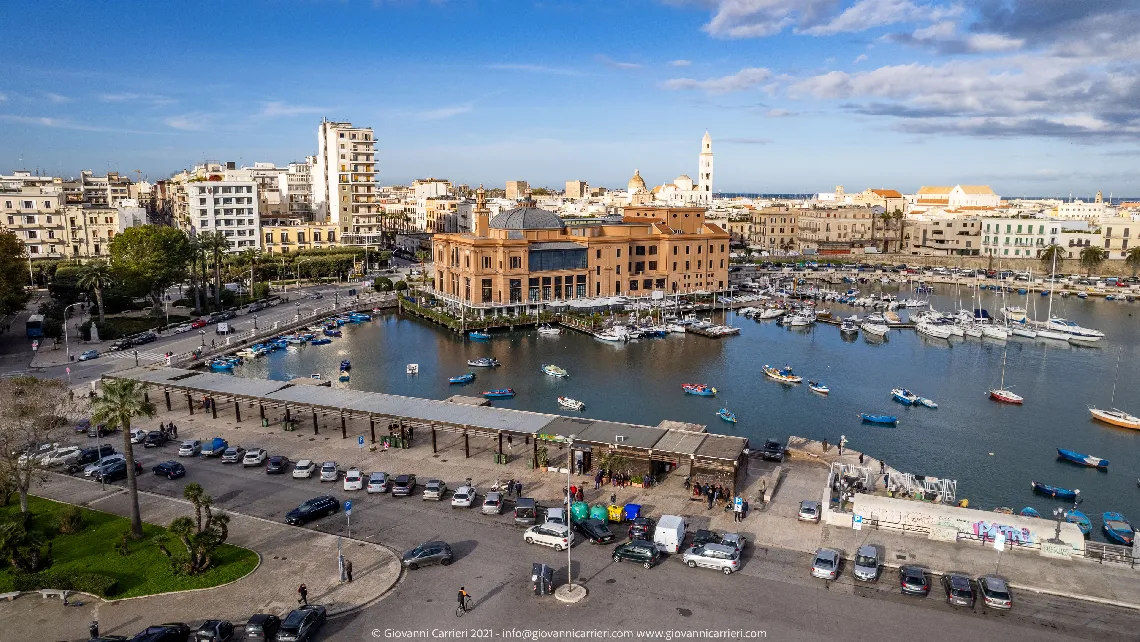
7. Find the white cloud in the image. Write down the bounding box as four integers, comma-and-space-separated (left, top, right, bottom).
766, 108, 796, 117
853, 54, 868, 63
256, 101, 327, 118
964, 33, 1025, 53
677, 0, 960, 39
596, 54, 643, 70
801, 0, 958, 36
485, 63, 585, 77
0, 113, 153, 134
670, 59, 692, 67
416, 103, 473, 120
164, 112, 212, 131
44, 93, 70, 104
663, 67, 772, 94
98, 92, 177, 106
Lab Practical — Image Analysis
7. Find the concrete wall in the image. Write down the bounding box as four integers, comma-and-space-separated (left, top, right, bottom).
834, 252, 1131, 277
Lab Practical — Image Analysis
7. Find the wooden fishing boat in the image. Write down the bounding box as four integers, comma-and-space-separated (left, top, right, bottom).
860, 414, 898, 425
340, 360, 352, 371
1019, 507, 1040, 518
1031, 481, 1079, 500
808, 381, 830, 395
1102, 512, 1135, 546
763, 365, 803, 384
542, 364, 569, 378
717, 408, 737, 423
993, 507, 1014, 515
682, 383, 717, 397
558, 396, 585, 411
338, 370, 350, 382
468, 331, 491, 341
467, 357, 500, 368
310, 338, 332, 345
1065, 509, 1092, 536
1056, 448, 1109, 469
449, 373, 475, 385
483, 388, 515, 399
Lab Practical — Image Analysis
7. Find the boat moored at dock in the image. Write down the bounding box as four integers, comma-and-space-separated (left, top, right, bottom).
483, 388, 515, 399
1102, 512, 1134, 546
558, 396, 585, 411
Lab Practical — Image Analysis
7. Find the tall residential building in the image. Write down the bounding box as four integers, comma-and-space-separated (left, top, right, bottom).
313, 119, 378, 237
279, 158, 315, 220
505, 180, 528, 201
188, 181, 261, 250
565, 180, 588, 199
64, 200, 147, 259
1, 174, 67, 259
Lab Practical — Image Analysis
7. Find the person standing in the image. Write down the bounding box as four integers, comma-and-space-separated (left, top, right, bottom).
345, 559, 353, 583
859, 452, 865, 465
507, 435, 513, 451
515, 480, 523, 497
594, 470, 602, 490
706, 487, 714, 510
89, 621, 99, 640
298, 583, 308, 605
880, 460, 886, 475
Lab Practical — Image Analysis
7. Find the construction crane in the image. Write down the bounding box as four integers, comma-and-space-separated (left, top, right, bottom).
132, 169, 144, 183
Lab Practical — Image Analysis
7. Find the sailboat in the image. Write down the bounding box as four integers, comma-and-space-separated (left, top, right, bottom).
1034, 251, 1069, 340
1009, 270, 1037, 338
1089, 349, 1140, 429
988, 345, 1023, 404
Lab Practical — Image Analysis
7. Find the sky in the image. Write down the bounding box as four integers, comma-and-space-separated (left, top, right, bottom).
1, 0, 1138, 196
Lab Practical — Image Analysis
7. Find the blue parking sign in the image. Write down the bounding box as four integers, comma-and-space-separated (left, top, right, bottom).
345, 500, 352, 513
358, 435, 365, 448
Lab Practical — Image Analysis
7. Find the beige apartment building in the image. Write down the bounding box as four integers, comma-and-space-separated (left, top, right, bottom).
261, 223, 340, 255
505, 181, 528, 201
1, 179, 68, 259
425, 196, 460, 233
565, 180, 588, 199
313, 120, 380, 244
1101, 216, 1140, 259
754, 207, 798, 252
797, 207, 874, 254
905, 215, 982, 256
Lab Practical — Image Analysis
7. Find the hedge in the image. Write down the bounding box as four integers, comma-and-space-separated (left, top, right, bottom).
14, 569, 119, 596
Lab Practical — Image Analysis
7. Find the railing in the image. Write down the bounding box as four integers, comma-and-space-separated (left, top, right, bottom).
1081, 541, 1136, 567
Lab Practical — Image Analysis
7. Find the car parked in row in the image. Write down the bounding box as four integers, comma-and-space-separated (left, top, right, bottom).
899, 565, 931, 596
611, 541, 661, 568
422, 479, 447, 500
574, 518, 615, 544
178, 440, 202, 457
220, 446, 247, 464
243, 448, 267, 467
129, 429, 148, 444
143, 431, 169, 448
451, 485, 476, 507
276, 604, 326, 642
85, 454, 125, 477
978, 575, 1013, 610
391, 474, 416, 496
366, 471, 390, 492
129, 622, 191, 641
200, 437, 228, 457
266, 455, 290, 474
66, 445, 115, 473
343, 469, 363, 491
481, 491, 503, 514
524, 522, 573, 551
852, 544, 882, 582
194, 619, 234, 641
93, 460, 143, 483
293, 459, 318, 479
943, 573, 976, 608
810, 548, 840, 580
683, 543, 740, 575
243, 614, 280, 641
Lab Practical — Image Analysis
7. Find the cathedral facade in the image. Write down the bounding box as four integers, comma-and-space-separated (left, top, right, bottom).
625, 132, 714, 207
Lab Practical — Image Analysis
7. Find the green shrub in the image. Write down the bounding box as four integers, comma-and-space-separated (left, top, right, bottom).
374, 277, 393, 292
393, 280, 408, 291
56, 506, 84, 535
13, 570, 119, 596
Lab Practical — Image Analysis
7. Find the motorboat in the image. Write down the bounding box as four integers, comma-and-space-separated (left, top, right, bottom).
808, 381, 830, 395
785, 312, 815, 327
682, 383, 717, 397
483, 388, 515, 399
1065, 509, 1092, 536
717, 408, 738, 423
209, 357, 240, 372
839, 320, 858, 337
666, 323, 688, 333
542, 364, 569, 378
891, 388, 919, 405
595, 327, 629, 342
916, 322, 952, 340
1077, 291, 1089, 299
467, 357, 500, 368
1056, 448, 1109, 468
1031, 481, 1079, 501
1019, 507, 1040, 518
340, 360, 352, 371
756, 308, 785, 320
406, 363, 419, 375
763, 365, 803, 384
1089, 407, 1140, 429
468, 331, 491, 341
310, 338, 332, 346
962, 323, 983, 338
860, 321, 889, 337
1102, 512, 1135, 546
918, 397, 938, 409
537, 324, 562, 336
860, 414, 898, 425
558, 396, 585, 411
323, 328, 342, 337
1047, 317, 1104, 342
449, 373, 475, 385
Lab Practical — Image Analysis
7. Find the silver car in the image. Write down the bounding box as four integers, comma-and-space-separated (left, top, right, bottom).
84, 454, 125, 477
798, 500, 821, 522
682, 543, 741, 575
481, 491, 503, 515
422, 479, 447, 500
366, 471, 390, 493
852, 544, 881, 582
978, 575, 1013, 610
810, 548, 840, 580
177, 440, 202, 457
320, 461, 339, 482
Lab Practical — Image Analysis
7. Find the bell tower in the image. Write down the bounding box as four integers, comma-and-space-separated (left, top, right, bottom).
698, 131, 714, 205
474, 184, 490, 237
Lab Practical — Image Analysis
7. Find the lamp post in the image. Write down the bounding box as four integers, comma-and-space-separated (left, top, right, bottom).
295, 302, 300, 321
252, 314, 258, 331
62, 301, 85, 363
566, 434, 575, 590
199, 330, 206, 346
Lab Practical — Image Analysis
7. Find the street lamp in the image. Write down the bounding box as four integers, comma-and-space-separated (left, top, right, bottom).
133, 350, 139, 367
252, 314, 258, 331
199, 329, 206, 346
62, 301, 85, 363
295, 302, 300, 321
566, 434, 575, 591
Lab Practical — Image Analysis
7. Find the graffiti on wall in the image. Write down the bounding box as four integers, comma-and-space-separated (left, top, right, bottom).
972, 521, 1034, 546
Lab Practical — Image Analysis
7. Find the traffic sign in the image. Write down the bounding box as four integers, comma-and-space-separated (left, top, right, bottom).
344, 500, 352, 514
852, 514, 864, 531
358, 435, 365, 448
734, 496, 743, 511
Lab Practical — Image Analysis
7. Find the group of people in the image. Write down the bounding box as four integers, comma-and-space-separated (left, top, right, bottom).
157, 421, 179, 439
591, 468, 654, 490
501, 479, 523, 498
690, 481, 732, 510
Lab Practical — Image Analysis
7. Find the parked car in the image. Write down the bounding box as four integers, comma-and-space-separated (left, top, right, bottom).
798, 500, 821, 522
129, 623, 191, 642
88, 422, 115, 438
612, 541, 662, 568
129, 429, 148, 444
810, 548, 840, 580
574, 518, 615, 544
66, 444, 115, 472
683, 543, 741, 575
942, 573, 976, 607
143, 431, 168, 448
852, 544, 881, 581
190, 319, 208, 329
523, 522, 574, 550
275, 605, 326, 642
451, 485, 476, 507
194, 619, 233, 641
343, 469, 364, 491
761, 439, 785, 461
320, 461, 339, 482
242, 614, 280, 641
242, 448, 268, 466
692, 529, 721, 547
85, 453, 126, 477
366, 471, 390, 492
899, 565, 931, 596
220, 446, 246, 463
719, 532, 747, 552
978, 575, 1013, 610
628, 516, 655, 541
422, 479, 447, 500
177, 440, 202, 457
172, 323, 193, 334
293, 459, 318, 479
40, 445, 82, 467
152, 461, 186, 479
94, 460, 143, 483
481, 491, 503, 514
401, 541, 454, 569
285, 495, 339, 525
391, 474, 417, 496
78, 349, 100, 361
545, 507, 567, 526
200, 437, 228, 457
266, 455, 290, 474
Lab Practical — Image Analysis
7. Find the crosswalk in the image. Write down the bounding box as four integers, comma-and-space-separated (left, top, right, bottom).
105, 349, 169, 363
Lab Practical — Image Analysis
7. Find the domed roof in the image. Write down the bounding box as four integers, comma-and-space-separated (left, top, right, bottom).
489, 205, 565, 230
676, 174, 692, 181
627, 169, 647, 193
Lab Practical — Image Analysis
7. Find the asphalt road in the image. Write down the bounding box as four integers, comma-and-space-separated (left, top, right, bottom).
63, 442, 1140, 642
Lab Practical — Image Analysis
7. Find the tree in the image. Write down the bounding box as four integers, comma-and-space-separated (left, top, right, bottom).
374, 277, 393, 292
0, 519, 49, 572
379, 250, 393, 268
892, 209, 907, 254
109, 226, 193, 311
1126, 246, 1140, 277
157, 483, 229, 575
196, 231, 231, 311
1079, 245, 1107, 277
1038, 244, 1066, 269
0, 377, 80, 515
92, 378, 155, 539
0, 231, 31, 317
76, 260, 114, 325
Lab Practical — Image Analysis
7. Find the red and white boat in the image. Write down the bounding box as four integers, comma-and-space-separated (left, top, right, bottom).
989, 389, 1023, 404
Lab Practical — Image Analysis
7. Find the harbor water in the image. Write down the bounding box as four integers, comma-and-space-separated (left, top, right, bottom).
235, 286, 1140, 541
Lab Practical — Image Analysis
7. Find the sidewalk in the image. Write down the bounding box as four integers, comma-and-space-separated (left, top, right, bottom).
0, 475, 401, 642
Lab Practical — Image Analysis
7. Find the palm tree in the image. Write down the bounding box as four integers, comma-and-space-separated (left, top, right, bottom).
238, 248, 260, 298
1079, 245, 1107, 277
197, 231, 231, 311
186, 235, 204, 313
892, 209, 907, 254
1039, 244, 1066, 269
92, 378, 156, 539
1126, 246, 1140, 277
76, 260, 114, 324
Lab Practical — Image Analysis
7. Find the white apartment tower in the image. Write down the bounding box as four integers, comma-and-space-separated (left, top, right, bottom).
313, 119, 378, 234
698, 131, 714, 204
190, 181, 262, 251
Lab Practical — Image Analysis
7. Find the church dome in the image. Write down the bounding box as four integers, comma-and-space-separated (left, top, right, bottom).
674, 174, 694, 191
627, 169, 647, 194
489, 205, 565, 230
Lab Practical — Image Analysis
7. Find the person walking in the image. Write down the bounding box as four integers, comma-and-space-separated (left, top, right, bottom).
880, 460, 886, 474
297, 583, 308, 605
515, 480, 522, 497
507, 435, 513, 451
859, 452, 865, 465
89, 621, 100, 640
345, 559, 353, 583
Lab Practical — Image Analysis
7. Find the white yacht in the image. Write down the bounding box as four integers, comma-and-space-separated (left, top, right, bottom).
1048, 317, 1104, 342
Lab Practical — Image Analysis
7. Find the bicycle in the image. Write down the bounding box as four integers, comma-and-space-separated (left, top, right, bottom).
456, 597, 472, 617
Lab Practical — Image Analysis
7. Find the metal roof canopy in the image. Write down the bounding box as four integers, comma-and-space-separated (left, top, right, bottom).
694, 434, 750, 461
545, 416, 663, 450
652, 430, 708, 457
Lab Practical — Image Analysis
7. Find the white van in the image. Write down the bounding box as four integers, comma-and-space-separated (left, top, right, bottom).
654, 514, 686, 553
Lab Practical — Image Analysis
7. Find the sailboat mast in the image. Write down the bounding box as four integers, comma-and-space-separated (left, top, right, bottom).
1000, 347, 1007, 389
1111, 349, 1121, 405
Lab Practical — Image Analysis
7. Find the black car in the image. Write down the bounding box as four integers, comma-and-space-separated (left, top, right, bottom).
276, 605, 326, 642
285, 495, 339, 525
266, 455, 290, 474
612, 541, 662, 568
943, 573, 976, 607
88, 422, 115, 438
628, 516, 655, 541
899, 565, 930, 596
94, 460, 143, 483
110, 338, 134, 351
66, 445, 116, 473
152, 461, 186, 479
692, 529, 720, 547
129, 623, 191, 642
243, 614, 280, 641
574, 518, 615, 544
391, 474, 417, 496
761, 439, 785, 461
143, 431, 169, 448
194, 620, 233, 641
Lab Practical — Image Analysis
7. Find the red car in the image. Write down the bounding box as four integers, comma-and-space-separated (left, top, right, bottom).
190, 319, 208, 329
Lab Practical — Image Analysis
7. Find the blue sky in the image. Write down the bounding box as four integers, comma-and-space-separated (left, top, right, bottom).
2, 0, 1138, 196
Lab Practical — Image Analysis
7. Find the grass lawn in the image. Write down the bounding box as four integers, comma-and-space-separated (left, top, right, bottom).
0, 496, 259, 598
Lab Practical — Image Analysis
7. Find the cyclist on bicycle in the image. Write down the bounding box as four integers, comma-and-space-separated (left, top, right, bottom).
457, 587, 470, 611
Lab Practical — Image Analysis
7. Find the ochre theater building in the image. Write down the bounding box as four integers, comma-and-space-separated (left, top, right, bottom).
430, 188, 730, 315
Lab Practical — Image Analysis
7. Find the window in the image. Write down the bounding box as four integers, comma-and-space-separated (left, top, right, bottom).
510, 256, 522, 269
616, 265, 621, 275
697, 260, 702, 269
265, 232, 274, 243
685, 261, 690, 270
313, 232, 321, 242
629, 280, 638, 291
649, 246, 658, 255
596, 266, 600, 275
635, 261, 645, 273
482, 278, 492, 302
720, 244, 725, 252
327, 231, 335, 242
649, 261, 658, 271
529, 278, 540, 302
6, 216, 12, 225
672, 262, 677, 270
643, 278, 652, 290
596, 249, 602, 259
673, 246, 677, 255
616, 248, 621, 258
685, 246, 690, 254
541, 276, 551, 300
635, 245, 646, 256
510, 279, 522, 303
23, 201, 33, 209
482, 256, 491, 269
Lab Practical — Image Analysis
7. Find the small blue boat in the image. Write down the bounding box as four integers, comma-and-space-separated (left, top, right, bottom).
340, 360, 352, 371
1065, 509, 1092, 536
1019, 507, 1040, 518
310, 338, 332, 346
1056, 448, 1109, 469
449, 373, 475, 385
1102, 512, 1134, 546
717, 408, 737, 423
860, 414, 898, 425
338, 371, 350, 382
1031, 481, 1079, 501
323, 328, 342, 337
682, 384, 717, 397
483, 388, 515, 399
469, 331, 491, 341
891, 388, 919, 405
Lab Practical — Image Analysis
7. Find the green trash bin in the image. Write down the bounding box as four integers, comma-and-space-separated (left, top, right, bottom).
394, 437, 404, 449
382, 436, 391, 447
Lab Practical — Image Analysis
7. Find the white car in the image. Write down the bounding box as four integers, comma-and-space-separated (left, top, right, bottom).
40, 445, 82, 467
523, 523, 575, 551
343, 469, 363, 491
242, 448, 268, 467
178, 440, 202, 457
451, 485, 476, 508
366, 471, 390, 493
481, 491, 504, 515
173, 323, 193, 334
129, 429, 148, 444
84, 454, 125, 477
320, 461, 339, 482
292, 459, 317, 479
422, 479, 447, 500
